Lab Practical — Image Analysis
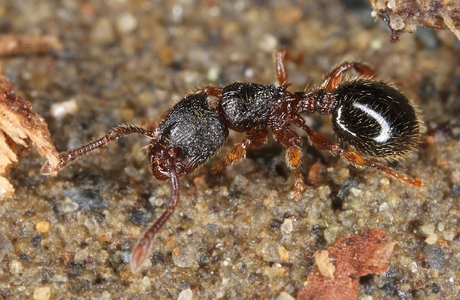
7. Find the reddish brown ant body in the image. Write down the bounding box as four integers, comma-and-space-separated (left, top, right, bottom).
42, 49, 423, 272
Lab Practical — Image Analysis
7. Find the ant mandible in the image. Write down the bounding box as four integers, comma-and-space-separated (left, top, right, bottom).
42, 49, 423, 273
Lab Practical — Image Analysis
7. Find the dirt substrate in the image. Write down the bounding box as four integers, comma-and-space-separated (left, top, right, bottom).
1, 0, 460, 299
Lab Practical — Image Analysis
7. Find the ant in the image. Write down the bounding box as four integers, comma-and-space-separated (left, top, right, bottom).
42, 49, 423, 273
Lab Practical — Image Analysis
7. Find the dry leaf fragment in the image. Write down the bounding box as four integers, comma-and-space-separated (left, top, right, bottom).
297, 228, 396, 300
0, 70, 59, 198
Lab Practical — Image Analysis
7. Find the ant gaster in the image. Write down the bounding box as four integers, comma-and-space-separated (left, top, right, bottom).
42, 49, 423, 273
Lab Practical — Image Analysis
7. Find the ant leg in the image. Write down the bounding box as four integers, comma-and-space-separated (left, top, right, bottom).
320, 62, 378, 91
272, 127, 304, 198
131, 149, 180, 273
275, 49, 289, 86
274, 49, 304, 86
41, 124, 158, 176
291, 114, 422, 187
212, 130, 268, 173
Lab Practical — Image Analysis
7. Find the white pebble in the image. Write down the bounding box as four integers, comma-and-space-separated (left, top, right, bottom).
425, 233, 438, 245
276, 291, 295, 300
258, 33, 278, 52
74, 248, 89, 262
349, 187, 362, 197
420, 223, 435, 235
117, 13, 137, 34
9, 259, 22, 274
177, 288, 193, 300
33, 286, 51, 300
378, 202, 389, 211
50, 99, 78, 120
281, 219, 293, 234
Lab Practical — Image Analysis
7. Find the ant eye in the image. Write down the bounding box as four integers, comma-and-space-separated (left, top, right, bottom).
331, 80, 421, 158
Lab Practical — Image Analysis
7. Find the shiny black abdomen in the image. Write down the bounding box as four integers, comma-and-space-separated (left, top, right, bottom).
331, 79, 420, 158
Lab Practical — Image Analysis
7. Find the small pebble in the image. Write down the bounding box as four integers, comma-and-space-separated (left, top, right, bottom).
60, 199, 78, 214
337, 177, 359, 199
207, 66, 220, 82
101, 291, 111, 300
420, 223, 435, 235
349, 187, 362, 197
450, 170, 460, 186
0, 233, 14, 254
278, 245, 289, 262
276, 291, 295, 300
31, 235, 42, 247
128, 209, 152, 225
437, 222, 445, 232
400, 283, 411, 292
116, 13, 137, 34
152, 196, 165, 207
9, 259, 22, 274
258, 33, 278, 52
51, 274, 68, 283
442, 229, 456, 241
255, 240, 281, 262
424, 245, 446, 269
74, 248, 89, 262
33, 286, 51, 300
281, 219, 293, 234
177, 288, 193, 300
36, 221, 51, 233
124, 166, 138, 178
141, 276, 151, 289
120, 251, 131, 264
411, 261, 418, 273
370, 39, 383, 50
172, 245, 197, 268
90, 17, 115, 44
425, 233, 438, 245
63, 188, 108, 211
50, 99, 78, 120
378, 202, 389, 211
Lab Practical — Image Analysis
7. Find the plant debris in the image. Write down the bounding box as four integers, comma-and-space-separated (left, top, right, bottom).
314, 250, 335, 281
297, 228, 396, 300
370, 0, 460, 42
0, 70, 59, 198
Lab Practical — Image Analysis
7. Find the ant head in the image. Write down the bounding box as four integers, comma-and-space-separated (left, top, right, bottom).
331, 79, 422, 159
149, 93, 228, 180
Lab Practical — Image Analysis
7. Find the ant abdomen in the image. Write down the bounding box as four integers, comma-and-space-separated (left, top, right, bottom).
331, 79, 421, 159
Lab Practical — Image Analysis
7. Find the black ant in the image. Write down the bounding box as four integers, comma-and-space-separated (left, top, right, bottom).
41, 49, 423, 273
